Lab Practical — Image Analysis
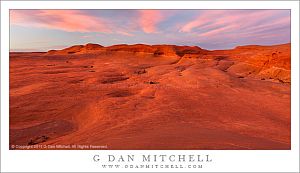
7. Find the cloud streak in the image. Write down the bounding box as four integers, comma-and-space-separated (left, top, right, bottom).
180, 10, 290, 40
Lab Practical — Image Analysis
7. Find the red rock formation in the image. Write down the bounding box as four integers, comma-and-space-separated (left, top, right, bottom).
210, 43, 290, 82
45, 43, 290, 83
10, 43, 290, 150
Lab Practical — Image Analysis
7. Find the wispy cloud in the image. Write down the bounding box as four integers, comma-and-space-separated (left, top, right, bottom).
138, 10, 166, 33
180, 10, 290, 40
180, 11, 225, 33
11, 10, 112, 33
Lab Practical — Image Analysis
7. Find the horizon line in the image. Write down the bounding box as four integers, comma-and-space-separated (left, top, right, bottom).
9, 42, 291, 53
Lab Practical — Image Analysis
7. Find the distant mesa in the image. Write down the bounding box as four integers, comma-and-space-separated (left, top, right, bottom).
105, 44, 209, 57
47, 43, 104, 55
82, 43, 104, 51
46, 43, 209, 57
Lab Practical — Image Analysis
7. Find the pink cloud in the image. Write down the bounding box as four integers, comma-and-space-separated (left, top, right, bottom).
138, 10, 165, 33
10, 10, 111, 33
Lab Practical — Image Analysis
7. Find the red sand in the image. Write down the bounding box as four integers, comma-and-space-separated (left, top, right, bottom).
9, 43, 290, 149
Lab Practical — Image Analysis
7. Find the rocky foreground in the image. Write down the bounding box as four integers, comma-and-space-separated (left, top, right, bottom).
10, 43, 290, 149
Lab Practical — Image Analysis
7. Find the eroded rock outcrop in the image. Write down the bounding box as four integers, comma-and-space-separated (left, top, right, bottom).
45, 43, 290, 83
210, 43, 291, 83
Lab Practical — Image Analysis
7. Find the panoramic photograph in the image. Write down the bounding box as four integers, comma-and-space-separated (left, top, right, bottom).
9, 9, 291, 150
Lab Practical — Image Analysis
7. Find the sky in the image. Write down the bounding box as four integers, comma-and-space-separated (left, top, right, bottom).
10, 9, 290, 51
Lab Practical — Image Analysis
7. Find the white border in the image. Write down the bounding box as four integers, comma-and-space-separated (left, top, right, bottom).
1, 1, 299, 172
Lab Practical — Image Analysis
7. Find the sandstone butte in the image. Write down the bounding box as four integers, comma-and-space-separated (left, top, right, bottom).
9, 43, 290, 149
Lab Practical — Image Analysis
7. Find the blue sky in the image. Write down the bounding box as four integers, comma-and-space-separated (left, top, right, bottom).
10, 9, 290, 51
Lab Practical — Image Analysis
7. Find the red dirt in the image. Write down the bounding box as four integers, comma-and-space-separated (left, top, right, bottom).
9, 43, 291, 150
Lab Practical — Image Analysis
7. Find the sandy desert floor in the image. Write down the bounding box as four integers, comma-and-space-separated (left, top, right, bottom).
9, 43, 291, 149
